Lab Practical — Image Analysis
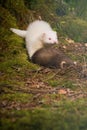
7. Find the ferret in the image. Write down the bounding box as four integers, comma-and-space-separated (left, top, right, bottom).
10, 20, 76, 69
10, 20, 58, 58
32, 46, 76, 69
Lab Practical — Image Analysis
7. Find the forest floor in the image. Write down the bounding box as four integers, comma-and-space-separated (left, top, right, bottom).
0, 40, 87, 130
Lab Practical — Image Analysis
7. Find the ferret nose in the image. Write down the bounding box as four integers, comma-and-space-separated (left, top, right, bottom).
54, 40, 58, 44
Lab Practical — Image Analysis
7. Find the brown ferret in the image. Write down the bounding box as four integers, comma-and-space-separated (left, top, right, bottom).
32, 45, 76, 69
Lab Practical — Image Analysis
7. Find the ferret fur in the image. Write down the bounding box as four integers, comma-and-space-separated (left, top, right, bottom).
10, 20, 58, 58
32, 45, 76, 69
10, 20, 76, 69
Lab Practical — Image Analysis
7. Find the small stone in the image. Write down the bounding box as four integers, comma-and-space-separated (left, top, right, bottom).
63, 45, 66, 49
85, 43, 87, 47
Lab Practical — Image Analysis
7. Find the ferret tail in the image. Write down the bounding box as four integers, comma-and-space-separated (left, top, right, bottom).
10, 28, 27, 38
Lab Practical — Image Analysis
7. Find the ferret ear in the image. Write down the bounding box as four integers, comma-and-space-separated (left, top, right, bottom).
40, 33, 46, 41
43, 33, 46, 36
42, 33, 46, 38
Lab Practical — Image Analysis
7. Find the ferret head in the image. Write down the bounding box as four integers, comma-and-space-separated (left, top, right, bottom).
41, 31, 58, 44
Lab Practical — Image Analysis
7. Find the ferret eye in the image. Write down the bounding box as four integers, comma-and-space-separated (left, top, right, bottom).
49, 38, 51, 40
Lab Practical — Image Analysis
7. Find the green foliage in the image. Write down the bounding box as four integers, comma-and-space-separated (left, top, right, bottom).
56, 0, 69, 16
64, 0, 87, 20
25, 0, 39, 9
0, 99, 87, 130
57, 16, 87, 42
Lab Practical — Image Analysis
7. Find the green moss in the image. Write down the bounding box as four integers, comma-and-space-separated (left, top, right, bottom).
48, 80, 59, 87
0, 93, 33, 103
62, 80, 76, 89
0, 0, 30, 26
0, 98, 87, 130
0, 5, 17, 28
0, 5, 18, 54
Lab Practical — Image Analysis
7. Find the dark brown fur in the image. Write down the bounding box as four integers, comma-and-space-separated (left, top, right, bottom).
32, 46, 75, 69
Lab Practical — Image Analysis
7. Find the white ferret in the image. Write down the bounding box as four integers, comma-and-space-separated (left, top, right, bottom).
10, 20, 58, 58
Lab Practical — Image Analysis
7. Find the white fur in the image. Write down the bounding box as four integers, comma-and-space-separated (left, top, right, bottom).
10, 20, 58, 58
10, 28, 26, 38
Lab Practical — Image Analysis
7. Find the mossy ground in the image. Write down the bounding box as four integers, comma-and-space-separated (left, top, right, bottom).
0, 1, 87, 130
0, 35, 87, 130
0, 99, 87, 130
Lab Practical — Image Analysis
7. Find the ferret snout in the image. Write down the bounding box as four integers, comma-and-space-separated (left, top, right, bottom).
60, 60, 77, 69
53, 40, 58, 44
60, 61, 66, 69
73, 61, 77, 65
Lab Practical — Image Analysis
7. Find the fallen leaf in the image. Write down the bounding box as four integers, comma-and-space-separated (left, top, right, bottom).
58, 89, 67, 95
